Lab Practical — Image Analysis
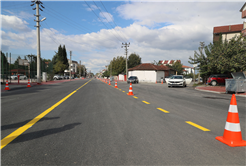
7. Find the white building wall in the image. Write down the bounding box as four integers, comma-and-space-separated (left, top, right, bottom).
128, 70, 156, 83
183, 67, 194, 74
222, 32, 240, 41
118, 74, 125, 80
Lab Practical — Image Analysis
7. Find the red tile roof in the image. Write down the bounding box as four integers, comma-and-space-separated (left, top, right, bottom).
128, 63, 173, 71
182, 65, 193, 68
213, 24, 243, 34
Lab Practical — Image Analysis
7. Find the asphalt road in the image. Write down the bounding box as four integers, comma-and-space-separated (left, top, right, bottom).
1, 78, 246, 165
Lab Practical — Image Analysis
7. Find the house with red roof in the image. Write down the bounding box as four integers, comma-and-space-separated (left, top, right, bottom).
128, 63, 175, 83
213, 2, 246, 42
182, 65, 194, 75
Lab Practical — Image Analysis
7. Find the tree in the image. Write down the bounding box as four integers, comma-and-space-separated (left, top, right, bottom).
128, 53, 141, 69
108, 56, 126, 75
52, 45, 69, 74
54, 61, 67, 74
189, 33, 246, 79
167, 61, 184, 75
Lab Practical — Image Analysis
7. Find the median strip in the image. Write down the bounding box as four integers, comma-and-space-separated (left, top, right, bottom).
1, 79, 92, 149
185, 121, 210, 131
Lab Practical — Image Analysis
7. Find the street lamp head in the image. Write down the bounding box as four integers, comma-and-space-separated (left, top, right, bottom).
40, 17, 46, 22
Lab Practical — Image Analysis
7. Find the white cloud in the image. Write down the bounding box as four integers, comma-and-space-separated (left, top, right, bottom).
99, 12, 114, 23
86, 4, 100, 11
1, 14, 31, 32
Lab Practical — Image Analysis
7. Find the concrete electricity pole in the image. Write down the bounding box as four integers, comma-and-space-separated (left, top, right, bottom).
121, 42, 130, 79
79, 60, 81, 77
31, 0, 45, 84
70, 51, 72, 81
199, 41, 205, 83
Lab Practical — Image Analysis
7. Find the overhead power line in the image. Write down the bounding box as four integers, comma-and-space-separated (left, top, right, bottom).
84, 0, 125, 43
99, 0, 128, 42
92, 1, 127, 43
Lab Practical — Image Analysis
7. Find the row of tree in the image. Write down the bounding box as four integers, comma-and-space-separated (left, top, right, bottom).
102, 53, 142, 77
189, 34, 246, 80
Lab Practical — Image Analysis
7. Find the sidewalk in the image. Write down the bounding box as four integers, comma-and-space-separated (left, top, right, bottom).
1, 78, 82, 92
195, 84, 246, 97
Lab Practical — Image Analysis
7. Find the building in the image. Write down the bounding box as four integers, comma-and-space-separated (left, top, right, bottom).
182, 65, 194, 75
64, 60, 78, 76
128, 63, 175, 83
213, 2, 246, 42
159, 60, 181, 66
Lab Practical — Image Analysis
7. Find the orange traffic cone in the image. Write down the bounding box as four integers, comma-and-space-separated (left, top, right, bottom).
108, 80, 111, 85
127, 82, 134, 96
4, 80, 10, 90
161, 79, 163, 84
114, 81, 118, 88
215, 94, 246, 147
27, 79, 31, 87
156, 80, 157, 84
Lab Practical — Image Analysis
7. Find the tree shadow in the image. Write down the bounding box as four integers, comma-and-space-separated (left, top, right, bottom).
10, 123, 81, 144
1, 117, 60, 130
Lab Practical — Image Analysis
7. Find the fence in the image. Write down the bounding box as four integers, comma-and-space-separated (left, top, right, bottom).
1, 52, 54, 83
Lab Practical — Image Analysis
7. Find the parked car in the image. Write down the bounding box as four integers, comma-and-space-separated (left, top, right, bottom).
64, 75, 69, 79
18, 74, 27, 80
10, 75, 18, 80
53, 75, 61, 80
127, 76, 139, 84
207, 74, 231, 86
168, 75, 186, 87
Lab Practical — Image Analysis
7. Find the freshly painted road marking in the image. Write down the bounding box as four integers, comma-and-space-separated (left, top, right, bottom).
157, 108, 169, 113
185, 121, 210, 131
142, 101, 150, 104
133, 96, 138, 99
119, 89, 122, 91
1, 79, 92, 149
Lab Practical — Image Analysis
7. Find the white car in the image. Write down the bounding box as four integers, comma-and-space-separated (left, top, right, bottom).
168, 75, 186, 87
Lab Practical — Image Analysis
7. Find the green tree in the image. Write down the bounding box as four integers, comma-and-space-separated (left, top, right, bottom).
54, 61, 67, 74
108, 56, 126, 75
167, 61, 184, 75
128, 53, 141, 69
52, 45, 69, 74
189, 33, 246, 78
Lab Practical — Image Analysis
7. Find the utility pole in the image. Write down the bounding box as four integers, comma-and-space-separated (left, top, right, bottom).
121, 42, 130, 80
199, 41, 205, 83
31, 0, 45, 84
79, 60, 81, 78
70, 51, 72, 81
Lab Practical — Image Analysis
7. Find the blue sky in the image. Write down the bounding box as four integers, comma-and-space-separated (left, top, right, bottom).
1, 0, 245, 74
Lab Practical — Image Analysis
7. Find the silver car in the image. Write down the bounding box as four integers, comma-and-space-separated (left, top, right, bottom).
127, 76, 139, 84
168, 75, 186, 87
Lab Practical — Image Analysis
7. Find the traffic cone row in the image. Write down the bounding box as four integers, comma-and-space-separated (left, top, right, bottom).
114, 81, 118, 88
127, 82, 134, 96
216, 94, 246, 147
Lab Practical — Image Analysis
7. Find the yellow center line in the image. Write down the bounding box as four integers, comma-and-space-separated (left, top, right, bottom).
1, 79, 93, 149
157, 108, 169, 113
185, 121, 210, 131
133, 96, 138, 99
122, 91, 125, 92
119, 89, 122, 91
142, 101, 150, 104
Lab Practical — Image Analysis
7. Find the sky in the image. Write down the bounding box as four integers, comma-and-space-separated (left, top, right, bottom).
1, 0, 245, 74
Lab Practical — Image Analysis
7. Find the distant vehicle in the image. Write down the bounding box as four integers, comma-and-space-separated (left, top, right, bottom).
64, 75, 69, 79
59, 75, 65, 79
168, 75, 186, 87
207, 74, 231, 86
16, 74, 27, 80
127, 76, 139, 84
53, 75, 61, 80
164, 75, 173, 83
10, 75, 18, 80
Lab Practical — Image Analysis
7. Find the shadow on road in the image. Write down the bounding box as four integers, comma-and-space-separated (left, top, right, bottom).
1, 117, 60, 130
10, 123, 81, 144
